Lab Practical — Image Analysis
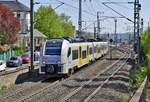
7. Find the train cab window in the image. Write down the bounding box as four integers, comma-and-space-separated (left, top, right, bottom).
67, 47, 71, 57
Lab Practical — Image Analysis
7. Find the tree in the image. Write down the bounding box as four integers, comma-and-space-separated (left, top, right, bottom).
0, 4, 21, 45
34, 6, 64, 39
59, 13, 75, 37
87, 33, 93, 37
34, 6, 75, 39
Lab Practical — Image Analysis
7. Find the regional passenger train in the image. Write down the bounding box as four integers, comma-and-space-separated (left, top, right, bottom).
39, 37, 108, 76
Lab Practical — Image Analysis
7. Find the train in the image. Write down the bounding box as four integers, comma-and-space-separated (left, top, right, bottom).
39, 37, 109, 77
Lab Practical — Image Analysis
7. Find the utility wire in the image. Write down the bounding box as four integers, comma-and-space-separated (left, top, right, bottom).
82, 20, 97, 30
55, 0, 96, 16
102, 2, 134, 23
90, 1, 97, 14
84, 2, 96, 17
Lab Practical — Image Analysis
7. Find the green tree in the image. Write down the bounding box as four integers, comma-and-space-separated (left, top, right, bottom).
87, 33, 93, 37
34, 6, 64, 39
59, 13, 75, 37
34, 6, 75, 39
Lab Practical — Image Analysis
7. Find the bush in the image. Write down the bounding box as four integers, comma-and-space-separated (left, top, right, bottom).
1, 85, 7, 90
134, 27, 150, 87
15, 43, 24, 56
134, 67, 147, 86
0, 44, 11, 53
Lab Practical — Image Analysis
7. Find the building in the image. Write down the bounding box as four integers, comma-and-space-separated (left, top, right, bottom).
19, 29, 47, 51
0, 0, 47, 51
0, 0, 30, 34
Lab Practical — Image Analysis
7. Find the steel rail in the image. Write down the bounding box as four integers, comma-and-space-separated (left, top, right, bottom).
15, 58, 107, 102
59, 51, 128, 102
84, 53, 130, 102
7, 48, 125, 102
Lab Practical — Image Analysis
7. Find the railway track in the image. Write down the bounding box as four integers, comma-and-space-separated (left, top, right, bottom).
15, 48, 127, 102
0, 76, 60, 102
0, 55, 107, 102
0, 62, 39, 76
15, 58, 108, 102
59, 51, 130, 102
0, 48, 126, 102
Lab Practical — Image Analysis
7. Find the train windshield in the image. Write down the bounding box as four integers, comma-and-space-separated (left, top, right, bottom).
45, 39, 62, 56
45, 48, 61, 55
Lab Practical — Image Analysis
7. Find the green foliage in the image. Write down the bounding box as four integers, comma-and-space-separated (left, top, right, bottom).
15, 42, 24, 56
9, 83, 15, 88
134, 67, 147, 86
34, 6, 75, 39
0, 83, 15, 91
59, 13, 75, 37
87, 33, 93, 37
1, 85, 7, 90
134, 28, 150, 86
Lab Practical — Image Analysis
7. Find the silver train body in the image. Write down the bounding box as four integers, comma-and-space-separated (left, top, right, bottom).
39, 38, 108, 76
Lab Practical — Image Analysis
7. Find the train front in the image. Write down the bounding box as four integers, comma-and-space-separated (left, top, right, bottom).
39, 39, 69, 76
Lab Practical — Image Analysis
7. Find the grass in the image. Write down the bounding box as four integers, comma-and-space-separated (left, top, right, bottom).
0, 83, 15, 91
1, 85, 7, 90
130, 66, 147, 87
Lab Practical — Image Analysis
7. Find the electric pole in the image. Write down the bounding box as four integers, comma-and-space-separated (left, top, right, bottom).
114, 19, 117, 47
94, 23, 96, 39
78, 0, 82, 38
141, 18, 143, 34
134, 0, 141, 64
97, 12, 100, 38
30, 0, 34, 72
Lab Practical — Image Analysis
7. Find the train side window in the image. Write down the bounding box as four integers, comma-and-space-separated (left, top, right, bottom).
72, 50, 78, 60
67, 47, 71, 57
90, 47, 93, 55
82, 51, 86, 59
79, 46, 82, 58
94, 47, 97, 53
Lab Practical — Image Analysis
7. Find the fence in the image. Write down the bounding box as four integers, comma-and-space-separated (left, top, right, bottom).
130, 76, 147, 102
0, 50, 15, 61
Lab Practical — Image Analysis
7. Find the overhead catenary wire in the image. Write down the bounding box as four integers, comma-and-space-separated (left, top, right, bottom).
102, 2, 134, 23
55, 0, 96, 16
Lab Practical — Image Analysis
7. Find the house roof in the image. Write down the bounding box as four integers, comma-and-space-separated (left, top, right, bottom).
0, 1, 30, 12
19, 29, 47, 39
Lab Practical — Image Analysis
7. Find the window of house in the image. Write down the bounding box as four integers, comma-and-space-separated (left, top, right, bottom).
17, 13, 20, 18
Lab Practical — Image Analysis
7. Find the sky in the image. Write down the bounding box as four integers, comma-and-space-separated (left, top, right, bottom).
7, 0, 150, 34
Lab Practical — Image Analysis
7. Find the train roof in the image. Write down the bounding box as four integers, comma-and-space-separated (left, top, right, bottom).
47, 37, 108, 43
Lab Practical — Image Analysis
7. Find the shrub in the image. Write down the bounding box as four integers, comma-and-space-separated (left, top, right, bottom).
1, 85, 7, 90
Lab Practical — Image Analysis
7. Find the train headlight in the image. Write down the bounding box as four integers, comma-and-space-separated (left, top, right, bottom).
57, 61, 61, 64
42, 61, 46, 65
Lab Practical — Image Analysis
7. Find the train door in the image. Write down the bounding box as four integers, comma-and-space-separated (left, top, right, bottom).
78, 45, 82, 67
67, 47, 71, 68
86, 44, 89, 64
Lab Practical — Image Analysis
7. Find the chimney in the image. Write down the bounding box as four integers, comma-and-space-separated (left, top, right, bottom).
16, 0, 18, 2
